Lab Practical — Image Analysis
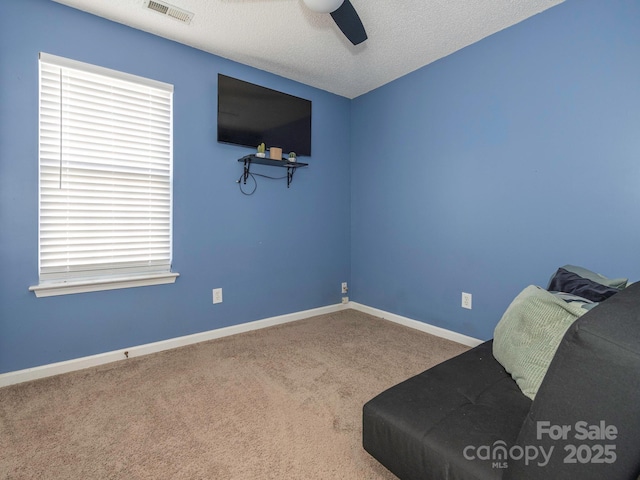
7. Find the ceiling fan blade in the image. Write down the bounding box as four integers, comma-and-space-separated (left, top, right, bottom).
330, 0, 367, 45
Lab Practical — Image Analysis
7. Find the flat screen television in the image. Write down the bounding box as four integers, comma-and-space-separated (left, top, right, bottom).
217, 74, 312, 157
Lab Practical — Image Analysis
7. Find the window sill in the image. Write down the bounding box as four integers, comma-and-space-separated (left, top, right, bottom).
29, 272, 180, 298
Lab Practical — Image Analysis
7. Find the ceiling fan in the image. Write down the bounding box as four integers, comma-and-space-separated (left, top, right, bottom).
302, 0, 367, 45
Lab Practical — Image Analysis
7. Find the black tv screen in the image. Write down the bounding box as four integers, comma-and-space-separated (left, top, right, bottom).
217, 74, 312, 156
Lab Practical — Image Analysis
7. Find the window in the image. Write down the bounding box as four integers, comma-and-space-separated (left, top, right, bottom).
29, 53, 178, 297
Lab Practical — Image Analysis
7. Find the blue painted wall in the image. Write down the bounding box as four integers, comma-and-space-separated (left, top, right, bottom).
2, 0, 638, 374
350, 0, 640, 339
0, 0, 351, 373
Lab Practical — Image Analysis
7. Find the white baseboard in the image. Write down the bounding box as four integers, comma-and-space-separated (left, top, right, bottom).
349, 302, 484, 348
0, 301, 483, 388
0, 303, 348, 388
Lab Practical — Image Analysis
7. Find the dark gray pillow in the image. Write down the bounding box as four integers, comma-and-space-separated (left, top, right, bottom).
548, 268, 621, 303
560, 264, 628, 289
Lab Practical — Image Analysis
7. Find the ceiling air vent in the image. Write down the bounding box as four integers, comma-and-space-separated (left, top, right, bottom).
144, 0, 194, 24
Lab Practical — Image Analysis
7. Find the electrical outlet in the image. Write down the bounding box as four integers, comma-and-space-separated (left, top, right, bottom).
341, 282, 348, 294
462, 292, 472, 310
213, 288, 223, 304
341, 296, 349, 304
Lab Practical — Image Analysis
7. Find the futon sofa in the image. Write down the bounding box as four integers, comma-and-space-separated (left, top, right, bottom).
363, 274, 640, 480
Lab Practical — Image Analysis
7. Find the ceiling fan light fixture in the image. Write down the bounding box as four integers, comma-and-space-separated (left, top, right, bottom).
302, 0, 345, 14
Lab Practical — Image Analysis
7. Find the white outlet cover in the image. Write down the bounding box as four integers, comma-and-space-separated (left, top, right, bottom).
462, 292, 472, 309
213, 288, 223, 304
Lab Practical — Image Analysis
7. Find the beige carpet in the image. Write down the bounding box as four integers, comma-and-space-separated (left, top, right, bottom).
0, 309, 469, 479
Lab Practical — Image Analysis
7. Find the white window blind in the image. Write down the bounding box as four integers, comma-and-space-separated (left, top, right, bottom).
34, 53, 176, 294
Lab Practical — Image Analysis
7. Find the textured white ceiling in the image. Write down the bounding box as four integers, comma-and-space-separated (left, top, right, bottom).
52, 0, 564, 99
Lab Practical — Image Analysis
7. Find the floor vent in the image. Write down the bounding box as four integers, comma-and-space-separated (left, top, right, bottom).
145, 0, 194, 24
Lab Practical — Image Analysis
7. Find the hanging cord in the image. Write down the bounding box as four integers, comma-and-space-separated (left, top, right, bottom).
236, 171, 288, 196
237, 171, 257, 195
59, 68, 63, 189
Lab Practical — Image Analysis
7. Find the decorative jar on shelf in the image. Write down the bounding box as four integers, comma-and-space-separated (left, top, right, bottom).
270, 146, 283, 160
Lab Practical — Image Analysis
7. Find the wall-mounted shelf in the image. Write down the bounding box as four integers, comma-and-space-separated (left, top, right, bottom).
238, 154, 308, 188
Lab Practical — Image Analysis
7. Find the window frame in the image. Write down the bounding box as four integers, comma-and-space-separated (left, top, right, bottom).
29, 53, 178, 298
